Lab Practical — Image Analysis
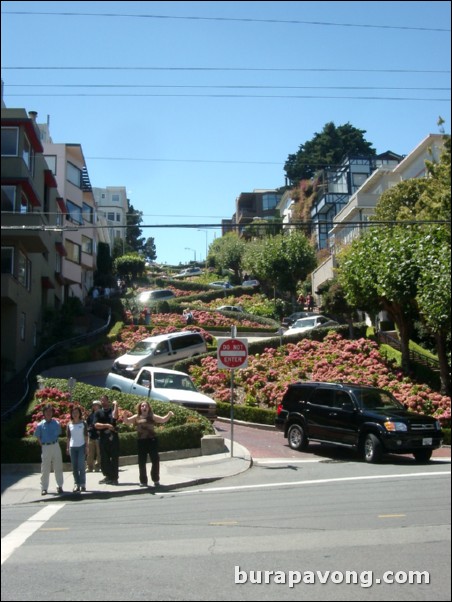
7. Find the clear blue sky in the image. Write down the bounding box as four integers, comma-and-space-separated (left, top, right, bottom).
1, 1, 450, 265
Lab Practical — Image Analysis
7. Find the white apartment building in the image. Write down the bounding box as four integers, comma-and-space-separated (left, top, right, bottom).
92, 186, 128, 254
311, 134, 446, 302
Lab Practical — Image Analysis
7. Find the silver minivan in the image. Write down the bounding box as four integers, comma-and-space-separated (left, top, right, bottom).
111, 331, 207, 376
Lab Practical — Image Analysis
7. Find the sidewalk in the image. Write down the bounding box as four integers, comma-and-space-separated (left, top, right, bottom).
0, 439, 252, 506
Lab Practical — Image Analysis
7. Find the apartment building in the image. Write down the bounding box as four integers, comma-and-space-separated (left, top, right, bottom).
41, 135, 97, 302
1, 108, 64, 380
311, 134, 445, 302
92, 186, 128, 254
225, 189, 283, 236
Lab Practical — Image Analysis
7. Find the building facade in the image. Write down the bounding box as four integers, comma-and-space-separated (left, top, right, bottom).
1, 108, 64, 379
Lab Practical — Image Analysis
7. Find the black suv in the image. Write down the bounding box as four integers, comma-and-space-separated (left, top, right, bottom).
275, 382, 443, 463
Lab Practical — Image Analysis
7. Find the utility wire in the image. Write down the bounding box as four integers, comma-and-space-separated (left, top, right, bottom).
3, 66, 450, 73
2, 10, 450, 32
6, 84, 450, 91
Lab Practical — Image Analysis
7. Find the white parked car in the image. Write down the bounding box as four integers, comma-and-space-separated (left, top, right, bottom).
209, 281, 232, 289
137, 289, 175, 304
176, 267, 203, 278
242, 279, 260, 287
216, 305, 244, 313
283, 315, 339, 336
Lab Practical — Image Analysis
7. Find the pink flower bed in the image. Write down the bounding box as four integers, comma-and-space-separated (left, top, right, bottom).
189, 332, 450, 427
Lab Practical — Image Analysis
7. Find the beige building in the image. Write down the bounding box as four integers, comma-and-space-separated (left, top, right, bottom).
311, 134, 446, 304
92, 186, 128, 254
1, 108, 64, 380
41, 135, 97, 302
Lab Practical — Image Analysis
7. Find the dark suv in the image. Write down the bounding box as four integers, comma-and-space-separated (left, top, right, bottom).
275, 382, 443, 463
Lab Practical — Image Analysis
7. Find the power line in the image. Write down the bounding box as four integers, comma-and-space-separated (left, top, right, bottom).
4, 93, 449, 101
3, 66, 450, 73
4, 8, 451, 37
6, 84, 450, 91
2, 10, 450, 32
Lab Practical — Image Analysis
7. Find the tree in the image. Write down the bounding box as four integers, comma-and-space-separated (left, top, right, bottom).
143, 237, 157, 262
94, 242, 114, 287
338, 226, 419, 373
415, 226, 451, 395
125, 204, 145, 254
284, 122, 376, 183
244, 231, 317, 298
207, 233, 247, 281
114, 254, 146, 284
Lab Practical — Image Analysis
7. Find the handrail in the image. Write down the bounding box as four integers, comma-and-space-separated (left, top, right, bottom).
1, 310, 111, 420
377, 331, 440, 369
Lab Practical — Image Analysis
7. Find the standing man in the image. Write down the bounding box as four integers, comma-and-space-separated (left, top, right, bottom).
34, 404, 64, 496
86, 400, 102, 473
95, 394, 120, 485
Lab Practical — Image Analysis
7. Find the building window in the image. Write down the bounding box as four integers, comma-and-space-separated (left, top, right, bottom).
66, 199, 83, 224
22, 133, 34, 173
1, 185, 16, 212
107, 212, 115, 222
65, 240, 81, 264
82, 202, 94, 223
1, 127, 18, 156
17, 250, 31, 289
262, 193, 280, 211
44, 155, 57, 174
82, 235, 93, 254
66, 162, 82, 188
112, 194, 120, 203
1, 247, 14, 274
20, 313, 26, 341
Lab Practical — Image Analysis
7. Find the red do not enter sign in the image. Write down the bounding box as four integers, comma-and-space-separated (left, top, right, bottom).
217, 338, 248, 370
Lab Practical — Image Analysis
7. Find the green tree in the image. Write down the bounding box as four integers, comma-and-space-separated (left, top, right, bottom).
415, 227, 451, 395
114, 253, 146, 284
338, 226, 419, 373
143, 237, 157, 262
126, 203, 145, 254
284, 122, 376, 183
207, 233, 247, 281
94, 242, 113, 287
244, 231, 317, 298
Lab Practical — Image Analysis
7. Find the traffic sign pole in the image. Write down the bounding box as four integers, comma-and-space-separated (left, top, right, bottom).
217, 332, 249, 457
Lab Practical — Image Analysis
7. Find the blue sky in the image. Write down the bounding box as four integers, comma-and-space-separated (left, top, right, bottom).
1, 1, 450, 265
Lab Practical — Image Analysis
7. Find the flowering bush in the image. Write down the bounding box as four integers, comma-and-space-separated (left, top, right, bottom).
189, 332, 451, 427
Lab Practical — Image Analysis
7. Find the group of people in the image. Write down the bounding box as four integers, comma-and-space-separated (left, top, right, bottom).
297, 292, 315, 311
34, 394, 174, 495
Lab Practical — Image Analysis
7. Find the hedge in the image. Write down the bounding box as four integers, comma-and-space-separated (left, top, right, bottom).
1, 422, 206, 464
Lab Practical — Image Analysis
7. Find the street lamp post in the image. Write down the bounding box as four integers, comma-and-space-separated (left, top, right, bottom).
185, 247, 196, 262
197, 229, 208, 263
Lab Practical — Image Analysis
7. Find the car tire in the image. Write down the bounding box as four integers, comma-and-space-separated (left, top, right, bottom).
287, 423, 309, 451
363, 433, 383, 463
413, 449, 432, 463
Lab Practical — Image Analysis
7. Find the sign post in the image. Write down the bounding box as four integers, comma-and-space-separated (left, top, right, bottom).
217, 333, 248, 457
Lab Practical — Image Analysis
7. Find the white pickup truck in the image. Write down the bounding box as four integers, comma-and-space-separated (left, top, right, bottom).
105, 366, 217, 421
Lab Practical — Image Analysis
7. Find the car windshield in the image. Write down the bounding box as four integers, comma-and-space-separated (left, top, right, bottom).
353, 389, 404, 411
129, 341, 156, 356
153, 373, 197, 391
293, 318, 316, 328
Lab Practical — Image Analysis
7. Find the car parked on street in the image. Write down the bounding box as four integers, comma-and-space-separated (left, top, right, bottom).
137, 289, 175, 304
216, 305, 244, 313
209, 281, 232, 289
281, 311, 317, 328
176, 267, 203, 278
242, 279, 260, 287
283, 315, 339, 335
275, 381, 443, 463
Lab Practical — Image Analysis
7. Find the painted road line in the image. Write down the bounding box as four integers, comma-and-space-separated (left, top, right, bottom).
1, 504, 65, 565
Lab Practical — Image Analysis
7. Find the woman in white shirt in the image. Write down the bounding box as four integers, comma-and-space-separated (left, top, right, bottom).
66, 406, 88, 492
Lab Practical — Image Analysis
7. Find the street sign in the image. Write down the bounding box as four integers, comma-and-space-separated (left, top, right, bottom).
217, 338, 248, 370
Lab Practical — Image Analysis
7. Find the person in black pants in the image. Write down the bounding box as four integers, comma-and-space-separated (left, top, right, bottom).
94, 394, 120, 485
123, 401, 174, 487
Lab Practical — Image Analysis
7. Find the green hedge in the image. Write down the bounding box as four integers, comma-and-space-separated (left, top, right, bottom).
216, 401, 276, 425
1, 423, 205, 464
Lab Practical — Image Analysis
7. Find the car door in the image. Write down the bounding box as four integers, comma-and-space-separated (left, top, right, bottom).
305, 387, 336, 440
131, 369, 153, 397
327, 390, 359, 445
